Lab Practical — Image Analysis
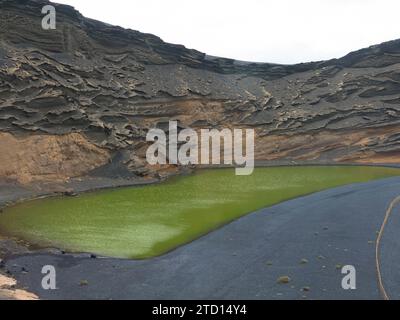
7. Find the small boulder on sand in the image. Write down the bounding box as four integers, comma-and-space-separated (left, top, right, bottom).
277, 276, 291, 284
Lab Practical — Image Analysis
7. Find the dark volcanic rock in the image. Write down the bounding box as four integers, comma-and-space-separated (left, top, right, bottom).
1, 0, 400, 183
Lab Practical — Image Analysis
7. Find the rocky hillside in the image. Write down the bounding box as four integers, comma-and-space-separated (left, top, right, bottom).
2, 0, 400, 183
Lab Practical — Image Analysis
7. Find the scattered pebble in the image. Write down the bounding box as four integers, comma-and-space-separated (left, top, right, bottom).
63, 189, 77, 197
277, 276, 291, 284
335, 264, 342, 270
79, 280, 89, 286
317, 255, 325, 260
300, 259, 309, 264
368, 240, 374, 244
323, 227, 329, 230
301, 287, 311, 292
266, 261, 273, 266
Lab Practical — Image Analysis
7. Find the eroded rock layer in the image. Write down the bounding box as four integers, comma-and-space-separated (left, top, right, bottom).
0, 274, 38, 300
1, 0, 400, 183
0, 132, 110, 183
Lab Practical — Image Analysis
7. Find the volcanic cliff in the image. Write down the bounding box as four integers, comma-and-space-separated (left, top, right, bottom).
2, 0, 400, 184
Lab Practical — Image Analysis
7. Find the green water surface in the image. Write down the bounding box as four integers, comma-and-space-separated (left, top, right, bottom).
0, 166, 399, 259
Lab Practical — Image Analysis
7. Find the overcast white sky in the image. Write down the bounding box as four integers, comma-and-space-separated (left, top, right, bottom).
54, 0, 400, 64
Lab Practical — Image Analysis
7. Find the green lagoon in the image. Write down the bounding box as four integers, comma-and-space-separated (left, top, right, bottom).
0, 166, 399, 259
